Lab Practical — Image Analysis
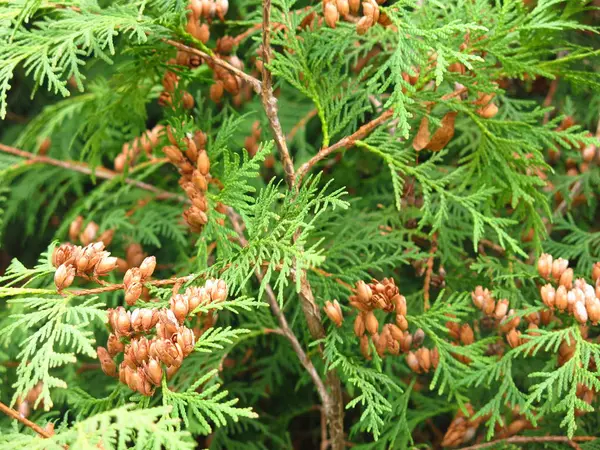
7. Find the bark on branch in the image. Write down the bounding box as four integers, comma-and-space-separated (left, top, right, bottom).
260, 0, 295, 188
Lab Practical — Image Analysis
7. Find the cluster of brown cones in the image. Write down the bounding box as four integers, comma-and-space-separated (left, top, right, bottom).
538, 254, 600, 325
68, 216, 114, 247
208, 55, 247, 103
471, 286, 550, 350
114, 125, 164, 172
52, 242, 117, 291
324, 278, 438, 372
322, 0, 391, 34
162, 128, 211, 233
98, 278, 228, 395
440, 404, 484, 447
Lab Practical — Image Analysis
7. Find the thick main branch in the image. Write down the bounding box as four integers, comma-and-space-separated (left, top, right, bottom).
260, 0, 295, 188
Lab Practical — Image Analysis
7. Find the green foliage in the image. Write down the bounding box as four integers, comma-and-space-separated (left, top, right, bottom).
0, 404, 194, 450
162, 369, 258, 435
1, 0, 600, 447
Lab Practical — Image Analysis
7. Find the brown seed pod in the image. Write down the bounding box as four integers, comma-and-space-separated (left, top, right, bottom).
388, 323, 403, 341
499, 311, 521, 333
574, 301, 588, 324
197, 150, 210, 175
412, 328, 425, 348
406, 351, 420, 373
139, 256, 156, 280
349, 0, 360, 13
215, 0, 229, 20
324, 2, 339, 28
586, 299, 600, 325
336, 0, 350, 16
107, 333, 124, 357
324, 300, 343, 327
353, 314, 366, 337
163, 145, 185, 166
95, 255, 117, 277
559, 268, 574, 290
482, 296, 495, 316
182, 91, 195, 110
555, 285, 568, 311
506, 328, 521, 348
391, 294, 407, 316
459, 324, 474, 345
398, 331, 411, 353
540, 284, 556, 309
210, 81, 224, 103
365, 311, 378, 335
98, 229, 115, 247
170, 294, 190, 323
97, 346, 117, 377
494, 299, 509, 320
190, 0, 203, 17
80, 221, 99, 246
143, 358, 163, 386
395, 314, 409, 331
54, 264, 75, 291
477, 102, 498, 119
125, 282, 143, 306
111, 306, 132, 337
130, 337, 150, 365
552, 258, 569, 281
52, 243, 75, 268
356, 280, 373, 304
416, 348, 431, 373
155, 339, 184, 367
222, 75, 240, 95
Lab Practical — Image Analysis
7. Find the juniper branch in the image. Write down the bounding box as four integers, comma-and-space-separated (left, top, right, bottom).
0, 143, 186, 202
458, 435, 596, 450
225, 207, 331, 402
0, 400, 52, 439
67, 275, 194, 296
164, 39, 262, 93
296, 109, 394, 184
260, 0, 295, 188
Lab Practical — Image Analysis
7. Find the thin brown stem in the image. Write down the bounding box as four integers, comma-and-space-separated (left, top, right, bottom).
226, 208, 331, 403
164, 39, 262, 93
296, 109, 394, 184
287, 109, 319, 142
0, 400, 52, 439
260, 0, 295, 188
67, 275, 194, 297
458, 435, 596, 450
553, 179, 582, 217
0, 143, 186, 202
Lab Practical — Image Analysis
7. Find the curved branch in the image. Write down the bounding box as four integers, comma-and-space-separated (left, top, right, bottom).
66, 275, 194, 297
458, 435, 595, 450
0, 143, 186, 202
296, 109, 394, 184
